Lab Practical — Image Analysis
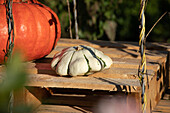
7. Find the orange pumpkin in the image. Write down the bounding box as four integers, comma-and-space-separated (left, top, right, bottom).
0, 0, 61, 63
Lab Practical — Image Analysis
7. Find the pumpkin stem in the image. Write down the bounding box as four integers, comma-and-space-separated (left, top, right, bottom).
75, 46, 83, 51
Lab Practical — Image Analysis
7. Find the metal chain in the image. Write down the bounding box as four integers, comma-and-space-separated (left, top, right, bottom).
4, 0, 15, 63
139, 0, 147, 113
5, 0, 15, 113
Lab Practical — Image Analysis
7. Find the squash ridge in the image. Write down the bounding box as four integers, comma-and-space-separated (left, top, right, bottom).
80, 45, 104, 71
83, 54, 92, 75
67, 51, 76, 75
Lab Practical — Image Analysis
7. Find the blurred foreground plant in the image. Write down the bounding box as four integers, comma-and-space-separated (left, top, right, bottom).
0, 52, 32, 113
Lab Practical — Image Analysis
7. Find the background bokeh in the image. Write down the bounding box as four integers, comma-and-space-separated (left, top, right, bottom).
39, 0, 170, 42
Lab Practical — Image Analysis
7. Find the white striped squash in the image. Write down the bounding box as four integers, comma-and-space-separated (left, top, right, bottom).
51, 45, 112, 76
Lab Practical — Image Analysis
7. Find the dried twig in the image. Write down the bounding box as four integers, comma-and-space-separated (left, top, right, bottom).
66, 0, 72, 39
73, 0, 79, 39
145, 12, 167, 40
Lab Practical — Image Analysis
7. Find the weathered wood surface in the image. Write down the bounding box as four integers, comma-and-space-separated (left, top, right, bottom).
22, 39, 168, 92
0, 38, 169, 113
152, 88, 170, 113
27, 39, 169, 113
27, 74, 140, 92
34, 105, 92, 113
34, 92, 140, 113
14, 87, 41, 110
56, 38, 170, 87
56, 38, 170, 51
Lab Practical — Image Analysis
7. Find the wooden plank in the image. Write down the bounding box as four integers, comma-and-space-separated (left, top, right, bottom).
167, 52, 170, 87
152, 101, 170, 113
33, 57, 161, 69
31, 57, 161, 71
48, 87, 123, 95
24, 56, 165, 97
89, 68, 154, 79
20, 40, 169, 109
43, 95, 99, 107
4, 60, 159, 80
152, 111, 170, 113
163, 88, 170, 100
48, 46, 167, 61
43, 92, 140, 109
34, 104, 92, 113
163, 94, 170, 100
112, 57, 160, 70
157, 100, 170, 107
153, 107, 170, 113
57, 38, 170, 51
37, 38, 170, 88
0, 39, 169, 113
27, 63, 155, 79
26, 51, 165, 81
13, 87, 41, 110
26, 74, 141, 92
34, 92, 140, 113
143, 61, 168, 112
57, 38, 170, 87
152, 87, 170, 113
0, 39, 168, 84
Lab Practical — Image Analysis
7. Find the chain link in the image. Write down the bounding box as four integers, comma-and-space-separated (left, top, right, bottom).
139, 0, 147, 113
5, 0, 15, 113
4, 0, 15, 64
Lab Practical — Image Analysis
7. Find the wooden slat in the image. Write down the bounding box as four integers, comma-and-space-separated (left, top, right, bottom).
43, 95, 99, 107
163, 88, 170, 100
152, 107, 170, 113
57, 38, 170, 51
32, 57, 161, 70
149, 61, 168, 112
34, 104, 92, 113
25, 48, 166, 84
152, 88, 170, 113
57, 38, 170, 88
26, 74, 141, 92
24, 51, 165, 94
57, 38, 170, 87
13, 87, 41, 111
89, 68, 154, 79
158, 100, 170, 106
47, 46, 168, 61
0, 39, 169, 113
27, 63, 155, 79
34, 92, 140, 113
17, 39, 169, 112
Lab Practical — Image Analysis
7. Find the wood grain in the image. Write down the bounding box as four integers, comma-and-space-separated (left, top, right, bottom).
0, 38, 169, 113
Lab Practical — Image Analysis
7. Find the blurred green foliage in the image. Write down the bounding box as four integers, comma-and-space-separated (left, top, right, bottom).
0, 53, 31, 113
39, 0, 170, 42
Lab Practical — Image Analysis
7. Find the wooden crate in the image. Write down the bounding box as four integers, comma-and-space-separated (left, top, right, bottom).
1, 38, 169, 113
152, 87, 170, 113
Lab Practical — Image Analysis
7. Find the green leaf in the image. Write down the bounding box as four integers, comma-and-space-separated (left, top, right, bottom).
104, 11, 111, 19
0, 52, 29, 112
